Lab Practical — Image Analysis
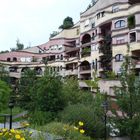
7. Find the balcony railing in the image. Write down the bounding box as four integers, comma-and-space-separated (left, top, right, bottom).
135, 61, 140, 68
9, 72, 21, 78
80, 66, 91, 74
65, 69, 78, 76
81, 52, 91, 58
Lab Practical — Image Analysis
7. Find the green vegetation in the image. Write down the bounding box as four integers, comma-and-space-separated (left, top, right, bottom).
59, 16, 74, 29
0, 64, 10, 84
17, 69, 37, 110
0, 48, 140, 139
128, 15, 135, 29
50, 31, 59, 39
10, 39, 24, 51
105, 71, 116, 80
0, 80, 11, 111
111, 46, 140, 139
37, 122, 92, 140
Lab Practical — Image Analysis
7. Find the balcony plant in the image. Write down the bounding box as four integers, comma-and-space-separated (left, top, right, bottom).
82, 47, 91, 57
127, 15, 135, 29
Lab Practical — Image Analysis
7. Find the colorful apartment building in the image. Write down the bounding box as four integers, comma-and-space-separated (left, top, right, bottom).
0, 0, 140, 96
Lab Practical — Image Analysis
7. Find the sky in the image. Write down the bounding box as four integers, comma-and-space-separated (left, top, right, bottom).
0, 0, 91, 51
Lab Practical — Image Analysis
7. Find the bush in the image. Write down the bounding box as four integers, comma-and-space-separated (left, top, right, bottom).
39, 122, 92, 140
62, 77, 94, 105
59, 103, 105, 138
0, 80, 11, 111
29, 110, 54, 126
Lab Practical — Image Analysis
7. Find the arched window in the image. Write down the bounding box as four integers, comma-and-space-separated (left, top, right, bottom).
13, 57, 17, 62
7, 58, 11, 62
81, 34, 91, 44
115, 54, 123, 62
115, 20, 125, 28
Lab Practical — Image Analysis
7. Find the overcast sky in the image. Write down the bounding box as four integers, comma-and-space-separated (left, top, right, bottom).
0, 0, 90, 51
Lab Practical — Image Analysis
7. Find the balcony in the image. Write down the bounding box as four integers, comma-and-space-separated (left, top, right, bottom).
80, 66, 91, 74
97, 35, 104, 42
81, 47, 91, 58
129, 0, 139, 4
65, 69, 78, 76
79, 81, 89, 88
81, 42, 91, 47
135, 61, 140, 69
9, 72, 21, 78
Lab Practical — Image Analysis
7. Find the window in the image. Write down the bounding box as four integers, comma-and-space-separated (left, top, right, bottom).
60, 55, 63, 60
57, 67, 59, 72
92, 45, 96, 51
115, 54, 123, 62
97, 13, 100, 19
91, 22, 95, 28
92, 45, 98, 51
112, 5, 119, 13
116, 37, 125, 44
76, 28, 80, 35
58, 45, 62, 50
85, 19, 89, 27
115, 20, 126, 28
60, 66, 63, 70
57, 55, 60, 59
101, 11, 105, 17
13, 57, 17, 62
130, 32, 136, 43
95, 29, 97, 36
92, 33, 95, 40
7, 58, 11, 62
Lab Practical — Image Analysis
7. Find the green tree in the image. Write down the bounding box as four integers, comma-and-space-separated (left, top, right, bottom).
11, 39, 24, 51
50, 31, 59, 39
0, 50, 9, 53
30, 70, 65, 113
17, 69, 37, 109
0, 63, 10, 84
0, 80, 11, 111
59, 94, 105, 138
62, 77, 93, 105
112, 50, 140, 139
59, 16, 74, 29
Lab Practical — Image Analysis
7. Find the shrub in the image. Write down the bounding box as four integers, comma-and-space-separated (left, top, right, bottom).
0, 80, 11, 111
62, 77, 94, 105
128, 15, 135, 29
29, 110, 54, 126
59, 103, 105, 138
39, 122, 92, 140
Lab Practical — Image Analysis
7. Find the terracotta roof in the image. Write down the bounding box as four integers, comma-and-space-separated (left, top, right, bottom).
0, 51, 49, 61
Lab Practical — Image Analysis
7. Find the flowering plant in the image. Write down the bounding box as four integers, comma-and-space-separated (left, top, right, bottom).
0, 128, 32, 140
74, 121, 85, 134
